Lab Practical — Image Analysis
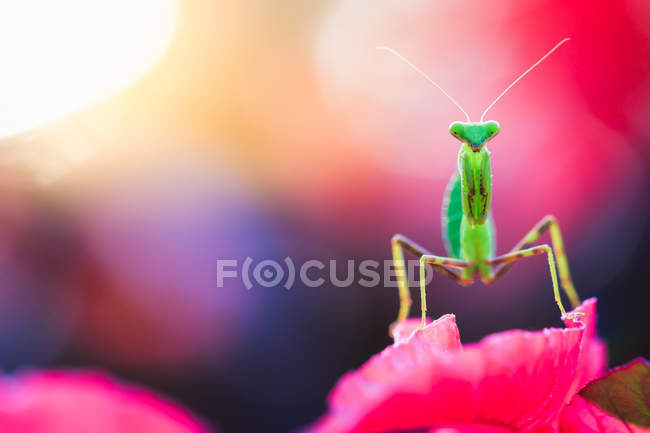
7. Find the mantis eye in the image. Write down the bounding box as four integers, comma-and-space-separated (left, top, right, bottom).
484, 121, 500, 138
449, 122, 465, 138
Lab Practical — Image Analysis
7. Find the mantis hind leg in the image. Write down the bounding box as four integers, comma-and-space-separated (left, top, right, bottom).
391, 234, 471, 332
489, 215, 580, 308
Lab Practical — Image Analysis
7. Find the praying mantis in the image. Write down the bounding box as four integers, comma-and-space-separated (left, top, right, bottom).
377, 38, 582, 331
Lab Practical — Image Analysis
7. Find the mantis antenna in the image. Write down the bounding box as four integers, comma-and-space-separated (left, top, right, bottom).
377, 46, 471, 122
480, 38, 571, 122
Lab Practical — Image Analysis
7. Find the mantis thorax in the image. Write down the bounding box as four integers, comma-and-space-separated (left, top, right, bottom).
457, 144, 492, 227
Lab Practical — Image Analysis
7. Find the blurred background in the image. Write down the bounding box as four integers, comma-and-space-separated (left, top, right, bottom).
0, 1, 649, 432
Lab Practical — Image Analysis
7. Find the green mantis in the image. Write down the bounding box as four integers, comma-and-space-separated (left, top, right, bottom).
377, 38, 581, 331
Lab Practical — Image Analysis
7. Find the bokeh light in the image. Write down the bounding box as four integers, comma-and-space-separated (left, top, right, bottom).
0, 0, 177, 139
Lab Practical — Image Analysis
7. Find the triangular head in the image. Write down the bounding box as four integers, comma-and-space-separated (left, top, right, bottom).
449, 121, 500, 150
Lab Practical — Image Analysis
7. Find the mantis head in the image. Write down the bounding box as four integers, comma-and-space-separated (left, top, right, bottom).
449, 121, 500, 150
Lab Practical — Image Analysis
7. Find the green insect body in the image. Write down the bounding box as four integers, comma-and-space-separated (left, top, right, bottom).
381, 39, 582, 332
447, 122, 498, 281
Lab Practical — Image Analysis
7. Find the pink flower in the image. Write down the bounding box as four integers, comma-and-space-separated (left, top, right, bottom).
0, 370, 211, 433
309, 299, 606, 433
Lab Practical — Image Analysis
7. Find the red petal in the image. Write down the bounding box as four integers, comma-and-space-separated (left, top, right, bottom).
0, 370, 210, 433
427, 426, 516, 433
310, 299, 604, 433
562, 298, 608, 396
392, 316, 458, 348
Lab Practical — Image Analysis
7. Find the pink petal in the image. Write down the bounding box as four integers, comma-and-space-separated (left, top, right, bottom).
310, 299, 603, 433
0, 370, 210, 433
428, 425, 515, 433
392, 316, 458, 348
560, 395, 650, 433
562, 298, 608, 396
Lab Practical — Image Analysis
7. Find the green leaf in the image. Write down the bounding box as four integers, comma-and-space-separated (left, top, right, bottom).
579, 358, 650, 428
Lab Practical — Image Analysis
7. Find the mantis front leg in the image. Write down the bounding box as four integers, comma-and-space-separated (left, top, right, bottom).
391, 234, 471, 331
